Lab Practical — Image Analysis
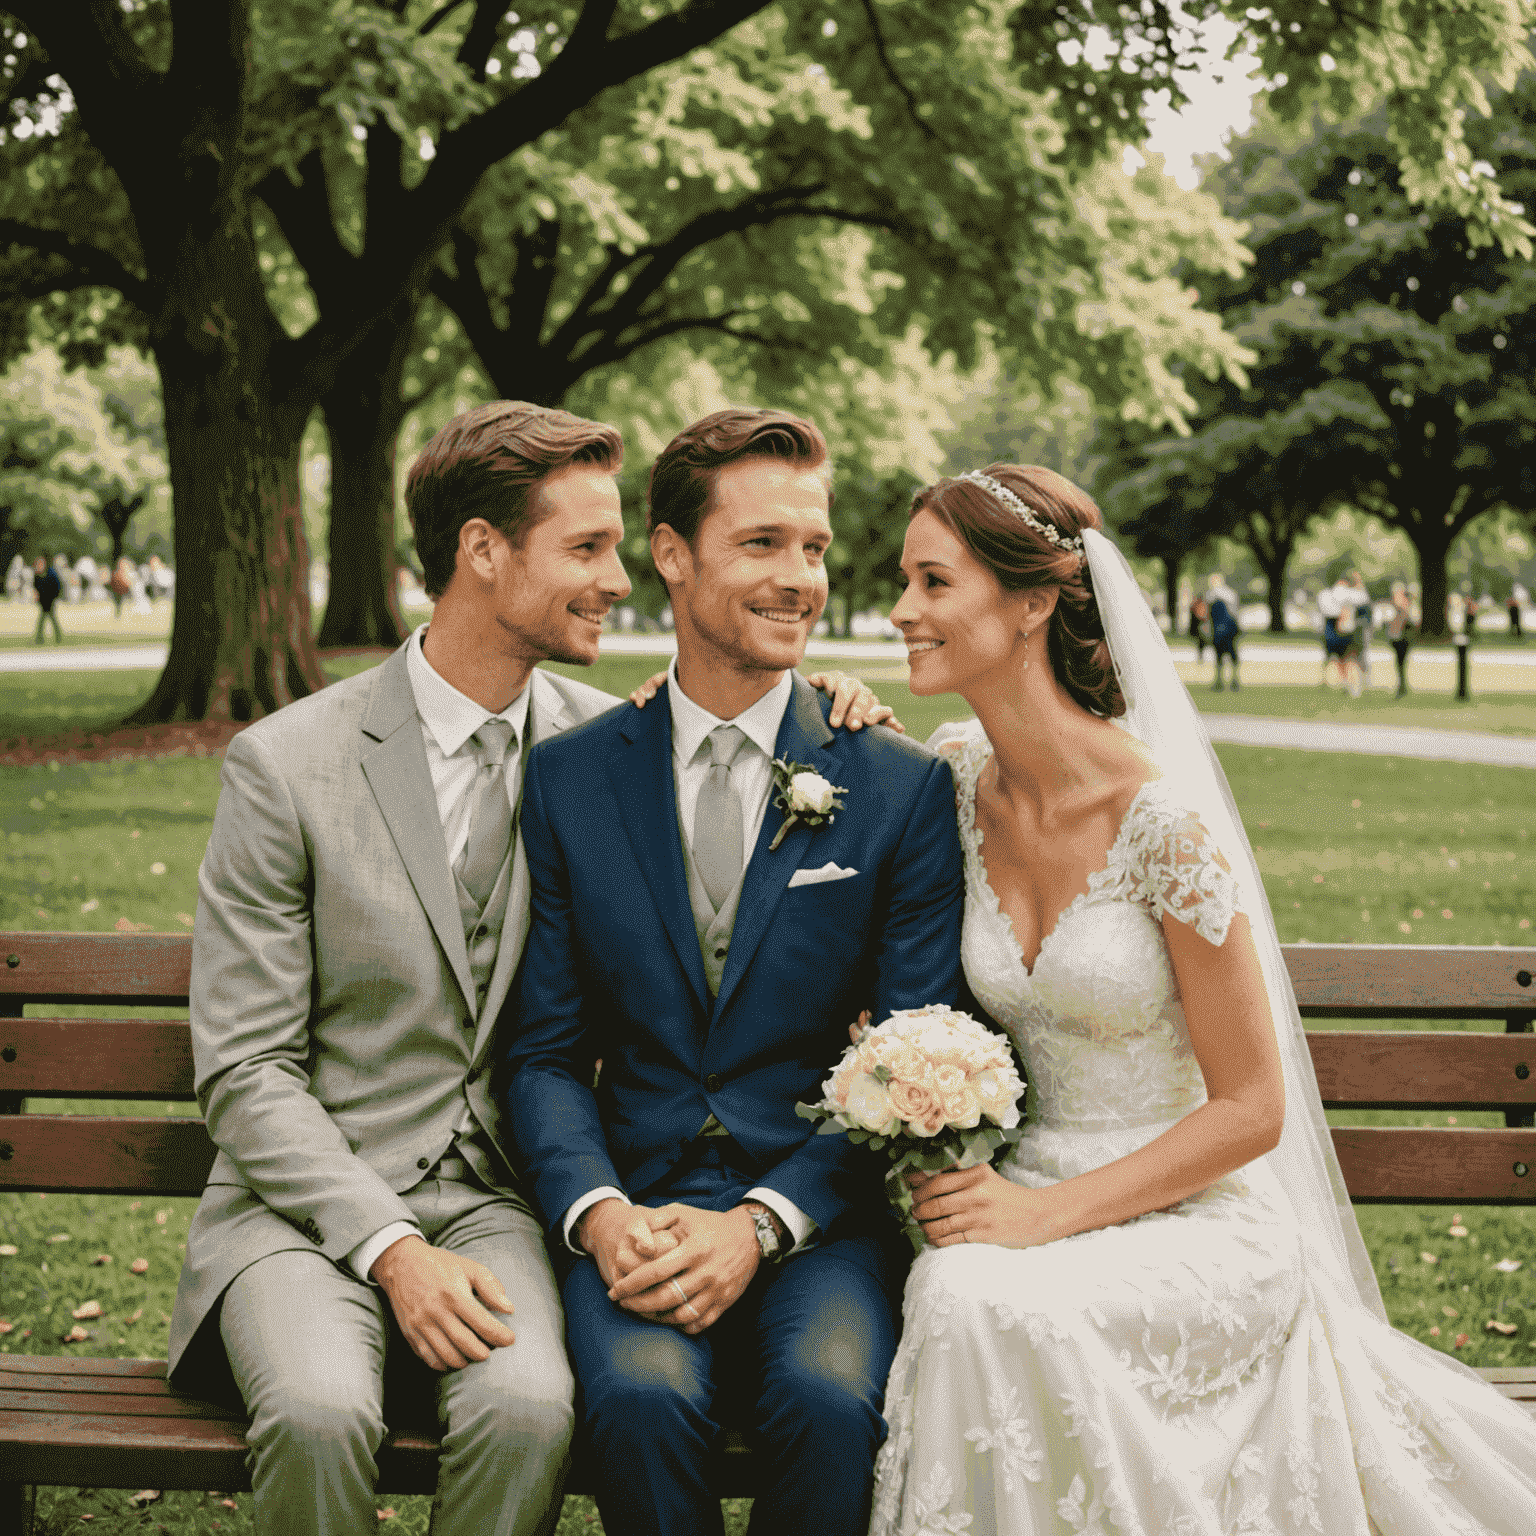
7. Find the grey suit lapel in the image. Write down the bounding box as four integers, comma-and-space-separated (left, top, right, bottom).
358, 645, 476, 1016
471, 669, 577, 1060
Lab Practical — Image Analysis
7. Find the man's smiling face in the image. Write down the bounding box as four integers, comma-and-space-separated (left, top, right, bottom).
659, 457, 832, 678
492, 463, 630, 666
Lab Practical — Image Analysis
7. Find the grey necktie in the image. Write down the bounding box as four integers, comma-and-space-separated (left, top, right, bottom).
693, 725, 748, 910
456, 719, 515, 905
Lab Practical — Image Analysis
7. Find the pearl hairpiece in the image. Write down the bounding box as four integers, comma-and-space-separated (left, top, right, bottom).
958, 470, 1086, 556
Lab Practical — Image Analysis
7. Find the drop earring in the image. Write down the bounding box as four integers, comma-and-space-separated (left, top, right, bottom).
1022, 628, 1030, 670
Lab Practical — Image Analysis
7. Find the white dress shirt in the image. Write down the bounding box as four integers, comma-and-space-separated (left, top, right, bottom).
563, 659, 816, 1258
349, 626, 533, 1283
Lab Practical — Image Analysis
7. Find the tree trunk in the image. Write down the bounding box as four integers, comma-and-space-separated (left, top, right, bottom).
1416, 532, 1452, 641
127, 224, 324, 724
316, 311, 413, 649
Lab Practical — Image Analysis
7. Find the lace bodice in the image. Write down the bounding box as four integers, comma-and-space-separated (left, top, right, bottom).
936, 719, 1243, 1137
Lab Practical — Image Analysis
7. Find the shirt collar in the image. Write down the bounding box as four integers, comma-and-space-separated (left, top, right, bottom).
406, 624, 533, 759
667, 655, 793, 766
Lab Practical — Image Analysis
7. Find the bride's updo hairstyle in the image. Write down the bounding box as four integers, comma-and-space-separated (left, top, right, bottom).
910, 463, 1124, 718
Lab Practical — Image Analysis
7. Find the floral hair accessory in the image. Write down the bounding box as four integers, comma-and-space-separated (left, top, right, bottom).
958, 470, 1085, 557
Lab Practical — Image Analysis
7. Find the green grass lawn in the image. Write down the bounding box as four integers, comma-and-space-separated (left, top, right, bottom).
2, 662, 1534, 1532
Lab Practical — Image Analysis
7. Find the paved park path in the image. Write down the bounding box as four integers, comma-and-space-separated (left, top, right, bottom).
4, 640, 1532, 768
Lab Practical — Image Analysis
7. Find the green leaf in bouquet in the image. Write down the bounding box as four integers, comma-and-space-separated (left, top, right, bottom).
868, 1136, 885, 1150
872, 1064, 893, 1084
795, 1101, 823, 1121
815, 1119, 848, 1136
847, 1128, 870, 1144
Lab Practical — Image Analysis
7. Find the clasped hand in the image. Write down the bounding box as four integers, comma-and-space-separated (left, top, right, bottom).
909, 1164, 1060, 1249
587, 1200, 759, 1335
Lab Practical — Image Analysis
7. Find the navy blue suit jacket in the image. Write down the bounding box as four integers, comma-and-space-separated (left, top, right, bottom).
506, 673, 966, 1239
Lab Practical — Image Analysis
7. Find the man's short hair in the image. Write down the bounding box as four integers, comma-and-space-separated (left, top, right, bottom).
645, 407, 830, 547
405, 401, 624, 598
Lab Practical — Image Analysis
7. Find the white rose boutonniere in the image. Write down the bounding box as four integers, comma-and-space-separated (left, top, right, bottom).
768, 757, 848, 851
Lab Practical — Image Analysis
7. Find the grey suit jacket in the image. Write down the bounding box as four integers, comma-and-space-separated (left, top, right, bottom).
167, 642, 619, 1385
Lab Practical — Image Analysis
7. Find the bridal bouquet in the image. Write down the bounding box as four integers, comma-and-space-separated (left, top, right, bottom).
796, 1005, 1026, 1252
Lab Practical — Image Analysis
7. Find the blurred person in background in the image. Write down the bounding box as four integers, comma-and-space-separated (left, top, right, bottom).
148, 553, 174, 602
5, 554, 26, 601
1386, 581, 1414, 697
1189, 589, 1208, 663
31, 556, 63, 645
108, 556, 133, 618
1206, 572, 1240, 692
1510, 582, 1527, 641
1317, 578, 1349, 688
1337, 570, 1370, 698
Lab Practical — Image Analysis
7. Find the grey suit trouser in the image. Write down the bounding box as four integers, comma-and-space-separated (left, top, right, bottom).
219, 1161, 574, 1536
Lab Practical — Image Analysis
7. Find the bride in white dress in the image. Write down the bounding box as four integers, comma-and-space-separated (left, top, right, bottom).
869, 465, 1536, 1536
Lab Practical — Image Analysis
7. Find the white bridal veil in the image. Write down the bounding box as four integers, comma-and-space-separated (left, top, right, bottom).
1082, 526, 1388, 1322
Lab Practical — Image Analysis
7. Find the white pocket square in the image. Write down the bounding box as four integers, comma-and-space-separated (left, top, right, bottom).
788, 862, 860, 888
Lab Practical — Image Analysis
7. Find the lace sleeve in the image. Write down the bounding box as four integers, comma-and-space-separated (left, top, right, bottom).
926, 717, 983, 758
1128, 787, 1245, 947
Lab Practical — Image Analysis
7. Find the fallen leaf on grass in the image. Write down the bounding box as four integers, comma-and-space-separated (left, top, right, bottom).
0, 1245, 16, 1256
130, 1259, 149, 1274
91, 1253, 112, 1266
1429, 1326, 1441, 1337
127, 1491, 161, 1508
62, 1325, 91, 1343
1449, 1223, 1468, 1236
1454, 1333, 1470, 1349
154, 1211, 168, 1226
47, 1233, 70, 1243
0, 1321, 12, 1334
377, 1510, 396, 1521
18, 1329, 29, 1339
1442, 1306, 1460, 1318
1420, 1252, 1439, 1264
1495, 1258, 1523, 1273
80, 899, 98, 914
72, 1301, 103, 1320
219, 1498, 238, 1509
176, 912, 194, 926
1487, 1320, 1519, 1335
113, 918, 151, 933
126, 1308, 143, 1324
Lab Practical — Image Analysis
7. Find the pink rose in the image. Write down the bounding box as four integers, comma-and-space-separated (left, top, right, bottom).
931, 1063, 967, 1096
887, 1078, 941, 1131
940, 1083, 982, 1129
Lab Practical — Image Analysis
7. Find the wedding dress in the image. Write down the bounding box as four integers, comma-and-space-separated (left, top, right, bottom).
870, 719, 1536, 1535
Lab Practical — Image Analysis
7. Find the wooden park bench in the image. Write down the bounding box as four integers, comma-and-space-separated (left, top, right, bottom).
0, 932, 1533, 1530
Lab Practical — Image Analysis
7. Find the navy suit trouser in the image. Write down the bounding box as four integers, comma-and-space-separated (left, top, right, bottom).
562, 1163, 906, 1536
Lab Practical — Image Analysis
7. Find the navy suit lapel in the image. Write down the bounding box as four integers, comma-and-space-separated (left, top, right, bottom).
609, 687, 711, 1014
713, 674, 841, 1018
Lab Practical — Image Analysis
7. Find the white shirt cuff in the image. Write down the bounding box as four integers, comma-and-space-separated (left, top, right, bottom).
564, 1187, 630, 1254
745, 1188, 816, 1254
348, 1221, 422, 1283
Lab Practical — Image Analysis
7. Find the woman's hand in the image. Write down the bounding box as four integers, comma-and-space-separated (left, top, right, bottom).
627, 667, 905, 733
909, 1163, 1062, 1249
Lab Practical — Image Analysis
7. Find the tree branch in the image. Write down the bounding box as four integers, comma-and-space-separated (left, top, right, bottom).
857, 0, 943, 147
0, 218, 152, 309
419, 1, 472, 35
455, 0, 503, 78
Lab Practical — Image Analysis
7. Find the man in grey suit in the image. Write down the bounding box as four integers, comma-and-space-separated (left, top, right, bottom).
168, 399, 889, 1536
166, 403, 642, 1536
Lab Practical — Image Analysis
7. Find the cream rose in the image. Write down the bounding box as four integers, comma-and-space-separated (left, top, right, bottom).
845, 1074, 899, 1135
939, 1082, 982, 1129
869, 1037, 928, 1085
931, 1063, 967, 1097
788, 771, 837, 815
972, 1069, 1022, 1128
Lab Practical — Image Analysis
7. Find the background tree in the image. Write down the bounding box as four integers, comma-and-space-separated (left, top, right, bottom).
1113, 84, 1536, 637
3, 0, 1532, 716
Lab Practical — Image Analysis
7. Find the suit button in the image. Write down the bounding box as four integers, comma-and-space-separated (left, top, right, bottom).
713, 946, 728, 960
466, 1067, 480, 1085
474, 925, 488, 940
706, 1074, 722, 1093
417, 1157, 430, 1170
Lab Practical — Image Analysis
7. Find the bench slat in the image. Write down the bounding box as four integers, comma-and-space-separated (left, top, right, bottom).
0, 1388, 238, 1422
0, 933, 191, 1006
0, 1115, 214, 1196
1331, 1127, 1536, 1203
1285, 943, 1536, 1019
0, 1018, 195, 1098
0, 1373, 231, 1405
1309, 1032, 1536, 1110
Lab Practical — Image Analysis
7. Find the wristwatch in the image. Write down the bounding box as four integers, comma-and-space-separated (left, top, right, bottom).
742, 1202, 785, 1263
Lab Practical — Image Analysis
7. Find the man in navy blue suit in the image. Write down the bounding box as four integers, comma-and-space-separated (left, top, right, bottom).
508, 408, 966, 1536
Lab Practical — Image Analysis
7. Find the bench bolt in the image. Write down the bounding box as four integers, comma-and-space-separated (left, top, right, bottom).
1519, 1064, 1531, 1080
0, 1048, 14, 1063
1517, 971, 1533, 989
4, 955, 17, 969
1515, 1163, 1530, 1178
0, 1144, 11, 1161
